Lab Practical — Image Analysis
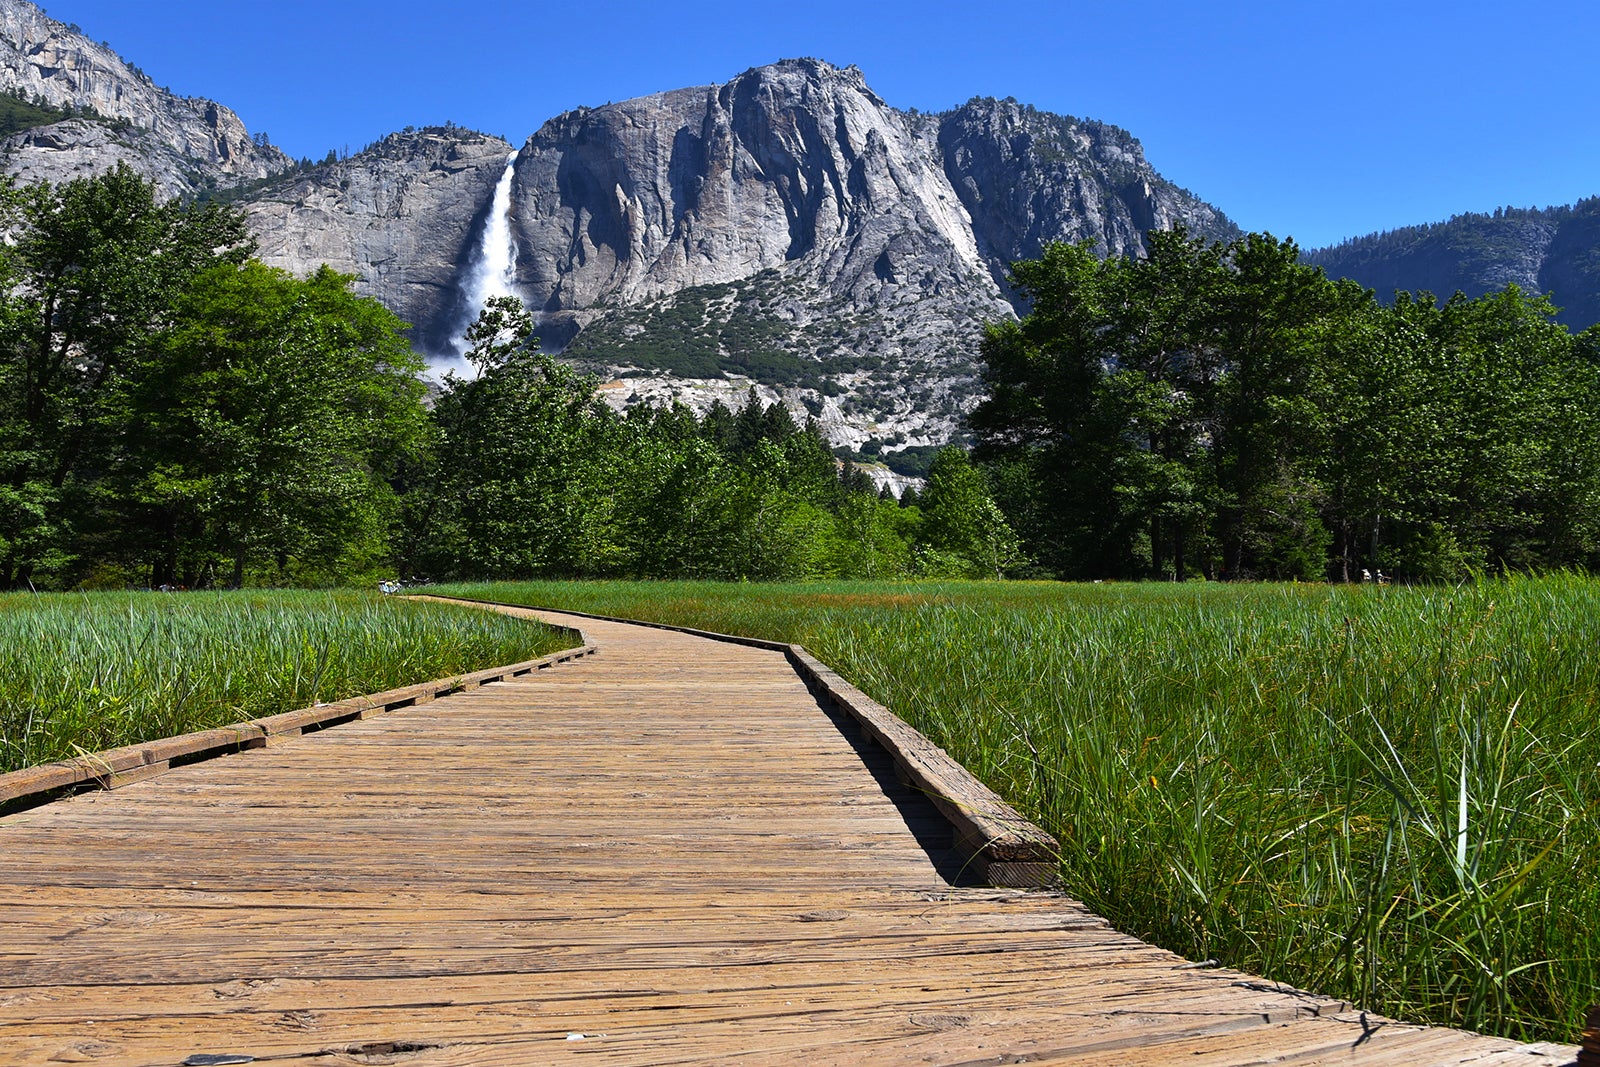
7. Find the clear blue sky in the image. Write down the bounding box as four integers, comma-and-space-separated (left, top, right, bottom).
38, 0, 1600, 249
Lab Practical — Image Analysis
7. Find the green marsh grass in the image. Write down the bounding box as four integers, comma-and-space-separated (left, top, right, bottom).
0, 590, 575, 774
441, 576, 1600, 1043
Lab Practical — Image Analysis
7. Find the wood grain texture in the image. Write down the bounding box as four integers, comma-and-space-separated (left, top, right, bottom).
0, 606, 1578, 1066
413, 596, 1060, 884
0, 641, 593, 809
1579, 1004, 1600, 1066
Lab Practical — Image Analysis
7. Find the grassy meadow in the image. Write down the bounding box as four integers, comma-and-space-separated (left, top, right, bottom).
440, 577, 1600, 1043
0, 590, 575, 774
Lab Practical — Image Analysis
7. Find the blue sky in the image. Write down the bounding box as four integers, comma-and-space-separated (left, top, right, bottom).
38, 0, 1600, 249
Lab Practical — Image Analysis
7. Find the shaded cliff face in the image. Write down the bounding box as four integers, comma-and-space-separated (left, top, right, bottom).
1306, 200, 1600, 331
0, 0, 288, 196
935, 97, 1240, 296
1537, 201, 1600, 329
245, 129, 515, 353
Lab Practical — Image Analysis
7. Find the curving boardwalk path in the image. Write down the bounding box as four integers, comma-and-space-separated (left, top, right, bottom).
0, 607, 1581, 1066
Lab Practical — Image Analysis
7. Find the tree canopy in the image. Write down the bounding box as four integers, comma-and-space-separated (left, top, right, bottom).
404, 298, 1008, 583
34, 168, 1583, 589
972, 231, 1600, 580
0, 167, 426, 589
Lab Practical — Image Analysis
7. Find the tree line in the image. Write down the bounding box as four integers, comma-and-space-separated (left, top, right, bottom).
0, 167, 1014, 591
10, 168, 1597, 589
973, 231, 1600, 580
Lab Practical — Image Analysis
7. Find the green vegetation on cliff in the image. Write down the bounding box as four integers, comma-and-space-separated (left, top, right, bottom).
0, 88, 72, 136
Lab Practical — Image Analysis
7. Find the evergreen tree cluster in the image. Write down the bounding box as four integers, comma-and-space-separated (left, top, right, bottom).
973, 231, 1600, 581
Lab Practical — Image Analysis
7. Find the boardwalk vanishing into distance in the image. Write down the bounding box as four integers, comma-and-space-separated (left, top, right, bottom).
0, 605, 1584, 1066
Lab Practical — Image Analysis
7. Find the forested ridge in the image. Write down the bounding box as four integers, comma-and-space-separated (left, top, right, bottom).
1306, 197, 1600, 331
4, 168, 1598, 589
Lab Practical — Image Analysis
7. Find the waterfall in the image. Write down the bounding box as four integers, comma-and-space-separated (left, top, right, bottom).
443, 149, 520, 371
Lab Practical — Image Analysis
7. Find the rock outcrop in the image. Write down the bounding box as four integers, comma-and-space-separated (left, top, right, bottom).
512, 60, 990, 311
245, 128, 515, 353
0, 0, 287, 196
936, 97, 1238, 297
492, 59, 1234, 450
0, 11, 1240, 451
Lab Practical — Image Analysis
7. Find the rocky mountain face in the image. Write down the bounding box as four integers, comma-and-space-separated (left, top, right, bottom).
7, 2, 1599, 460
1306, 199, 1600, 331
0, 0, 287, 196
245, 128, 515, 353
934, 96, 1237, 299
0, 10, 1240, 458
487, 60, 1236, 454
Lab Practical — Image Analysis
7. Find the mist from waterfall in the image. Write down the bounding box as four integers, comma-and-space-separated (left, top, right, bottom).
430, 149, 520, 378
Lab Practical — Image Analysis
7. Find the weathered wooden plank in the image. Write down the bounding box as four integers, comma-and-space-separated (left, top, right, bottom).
782, 645, 1058, 877
419, 595, 1061, 888
0, 643, 594, 809
1580, 1003, 1600, 1066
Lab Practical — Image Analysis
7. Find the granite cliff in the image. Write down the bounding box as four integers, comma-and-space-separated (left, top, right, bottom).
6, 1, 1597, 457
494, 60, 1236, 451
228, 59, 1234, 455
0, 0, 288, 196
245, 128, 515, 352
935, 96, 1236, 297
0, 7, 1240, 455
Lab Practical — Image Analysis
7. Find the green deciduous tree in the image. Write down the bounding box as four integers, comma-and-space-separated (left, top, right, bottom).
975, 233, 1600, 581
0, 164, 253, 587
123, 262, 427, 587
917, 447, 1024, 578
414, 296, 626, 578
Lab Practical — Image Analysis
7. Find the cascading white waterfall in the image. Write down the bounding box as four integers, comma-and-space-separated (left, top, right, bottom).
443, 149, 521, 372
464, 149, 520, 315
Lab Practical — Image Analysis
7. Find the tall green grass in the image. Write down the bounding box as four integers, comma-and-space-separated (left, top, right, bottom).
0, 590, 575, 774
442, 577, 1600, 1043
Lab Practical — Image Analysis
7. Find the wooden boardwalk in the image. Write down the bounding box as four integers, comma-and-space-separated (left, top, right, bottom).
0, 607, 1581, 1066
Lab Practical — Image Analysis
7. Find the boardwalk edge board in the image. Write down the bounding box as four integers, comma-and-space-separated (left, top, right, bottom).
0, 638, 595, 813
420, 595, 1062, 889
785, 645, 1060, 887
1580, 1004, 1600, 1066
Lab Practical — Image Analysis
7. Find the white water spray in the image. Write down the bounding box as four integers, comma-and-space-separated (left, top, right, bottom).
440, 149, 521, 373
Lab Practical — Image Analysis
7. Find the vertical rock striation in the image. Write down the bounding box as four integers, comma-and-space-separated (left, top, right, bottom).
499, 59, 1234, 446
935, 96, 1238, 297
511, 59, 990, 314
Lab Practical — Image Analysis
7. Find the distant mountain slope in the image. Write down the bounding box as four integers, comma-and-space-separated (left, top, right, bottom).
0, 0, 288, 196
1307, 199, 1600, 330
